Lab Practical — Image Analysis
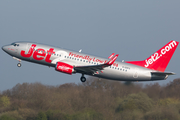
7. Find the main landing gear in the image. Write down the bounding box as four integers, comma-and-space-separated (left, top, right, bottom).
80, 74, 86, 82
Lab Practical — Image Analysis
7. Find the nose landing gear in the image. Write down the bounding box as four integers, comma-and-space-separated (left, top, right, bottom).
13, 57, 22, 67
17, 63, 21, 67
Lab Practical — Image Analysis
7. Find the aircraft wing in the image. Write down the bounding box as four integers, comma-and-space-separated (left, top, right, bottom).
74, 54, 119, 74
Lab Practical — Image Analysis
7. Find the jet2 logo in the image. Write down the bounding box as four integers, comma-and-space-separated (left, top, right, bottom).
21, 44, 55, 63
144, 41, 177, 67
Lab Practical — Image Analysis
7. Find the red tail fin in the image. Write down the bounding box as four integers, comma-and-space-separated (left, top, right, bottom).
126, 40, 179, 72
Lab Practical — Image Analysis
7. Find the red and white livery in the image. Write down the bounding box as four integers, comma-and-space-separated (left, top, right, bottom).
2, 40, 179, 82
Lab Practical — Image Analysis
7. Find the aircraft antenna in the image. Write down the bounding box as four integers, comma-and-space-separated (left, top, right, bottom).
79, 49, 82, 53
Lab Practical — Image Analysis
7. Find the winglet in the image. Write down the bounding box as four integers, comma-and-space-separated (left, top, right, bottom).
106, 54, 119, 66
108, 53, 115, 59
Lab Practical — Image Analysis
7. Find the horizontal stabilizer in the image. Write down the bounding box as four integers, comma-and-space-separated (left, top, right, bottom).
151, 72, 175, 75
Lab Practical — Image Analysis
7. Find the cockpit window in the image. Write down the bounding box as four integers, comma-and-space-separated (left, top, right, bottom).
11, 42, 16, 45
11, 43, 19, 47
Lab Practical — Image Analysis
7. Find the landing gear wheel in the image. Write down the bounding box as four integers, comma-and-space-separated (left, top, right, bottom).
80, 77, 86, 82
17, 63, 21, 67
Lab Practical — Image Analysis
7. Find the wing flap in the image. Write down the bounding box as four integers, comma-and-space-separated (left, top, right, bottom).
74, 65, 104, 74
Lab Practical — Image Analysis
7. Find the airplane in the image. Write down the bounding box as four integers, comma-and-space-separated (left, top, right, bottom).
2, 40, 179, 82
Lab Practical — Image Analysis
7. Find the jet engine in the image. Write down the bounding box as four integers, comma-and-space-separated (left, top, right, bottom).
55, 62, 75, 75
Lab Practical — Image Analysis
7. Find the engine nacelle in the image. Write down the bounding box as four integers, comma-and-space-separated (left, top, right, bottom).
55, 62, 75, 75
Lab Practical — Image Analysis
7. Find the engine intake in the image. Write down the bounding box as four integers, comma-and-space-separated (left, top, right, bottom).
55, 62, 75, 75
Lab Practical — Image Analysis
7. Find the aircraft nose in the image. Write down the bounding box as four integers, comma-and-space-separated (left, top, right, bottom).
2, 45, 7, 52
2, 46, 5, 51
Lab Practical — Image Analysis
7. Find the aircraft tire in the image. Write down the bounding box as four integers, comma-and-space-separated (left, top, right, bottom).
17, 63, 21, 67
80, 77, 86, 82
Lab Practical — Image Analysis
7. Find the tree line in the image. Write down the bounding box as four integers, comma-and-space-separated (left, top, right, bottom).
0, 77, 180, 120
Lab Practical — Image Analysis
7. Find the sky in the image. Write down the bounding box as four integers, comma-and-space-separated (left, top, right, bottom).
0, 0, 180, 91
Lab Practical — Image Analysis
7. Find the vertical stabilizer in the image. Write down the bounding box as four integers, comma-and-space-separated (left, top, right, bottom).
126, 40, 179, 72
